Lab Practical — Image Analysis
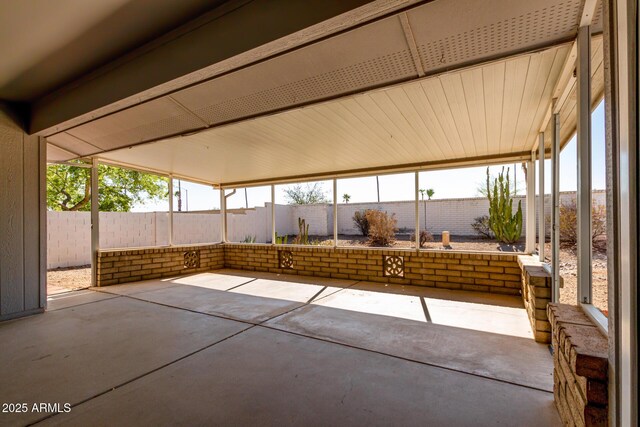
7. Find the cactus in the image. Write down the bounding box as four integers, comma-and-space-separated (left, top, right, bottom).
275, 232, 288, 245
293, 217, 310, 245
486, 167, 522, 244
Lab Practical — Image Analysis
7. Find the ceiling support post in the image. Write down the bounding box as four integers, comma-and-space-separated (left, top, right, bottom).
538, 133, 546, 262
90, 158, 99, 287
551, 113, 561, 303
168, 176, 173, 246
333, 179, 338, 248
415, 172, 420, 251
271, 185, 276, 244
525, 154, 536, 254
576, 25, 593, 304
220, 190, 227, 243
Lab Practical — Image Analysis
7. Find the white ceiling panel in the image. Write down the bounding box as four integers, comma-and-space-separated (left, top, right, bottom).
97, 44, 572, 185
408, 0, 581, 72
172, 14, 416, 127
65, 97, 205, 151
46, 0, 590, 164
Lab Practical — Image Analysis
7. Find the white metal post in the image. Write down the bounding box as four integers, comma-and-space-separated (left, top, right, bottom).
576, 25, 592, 304
415, 172, 420, 250
551, 113, 561, 303
90, 158, 99, 286
220, 189, 227, 243
271, 185, 276, 244
538, 133, 546, 262
611, 1, 638, 423
333, 179, 338, 247
525, 155, 536, 253
168, 176, 173, 246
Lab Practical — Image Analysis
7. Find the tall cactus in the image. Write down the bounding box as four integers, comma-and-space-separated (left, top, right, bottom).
486, 167, 522, 244
294, 217, 309, 245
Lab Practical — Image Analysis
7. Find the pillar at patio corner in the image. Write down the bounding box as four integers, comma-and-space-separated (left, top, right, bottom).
0, 102, 46, 321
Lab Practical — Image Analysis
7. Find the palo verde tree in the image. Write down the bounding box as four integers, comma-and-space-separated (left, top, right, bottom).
47, 164, 168, 212
283, 182, 328, 204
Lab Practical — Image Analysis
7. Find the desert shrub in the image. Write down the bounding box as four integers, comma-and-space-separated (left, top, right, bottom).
592, 204, 607, 242
559, 200, 607, 246
365, 210, 397, 246
352, 210, 370, 236
471, 215, 494, 239
410, 230, 433, 247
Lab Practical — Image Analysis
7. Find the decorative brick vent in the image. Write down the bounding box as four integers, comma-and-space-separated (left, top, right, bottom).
383, 255, 404, 278
183, 250, 200, 269
279, 250, 294, 269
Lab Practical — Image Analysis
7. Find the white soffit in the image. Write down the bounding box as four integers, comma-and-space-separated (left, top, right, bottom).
97, 44, 571, 185
47, 0, 587, 163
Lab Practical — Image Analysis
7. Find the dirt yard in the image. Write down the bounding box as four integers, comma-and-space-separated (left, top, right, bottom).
315, 234, 527, 252
47, 266, 91, 295
550, 244, 608, 315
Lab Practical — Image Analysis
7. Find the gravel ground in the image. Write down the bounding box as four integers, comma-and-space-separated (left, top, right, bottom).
545, 243, 609, 315
47, 266, 91, 295
319, 234, 526, 252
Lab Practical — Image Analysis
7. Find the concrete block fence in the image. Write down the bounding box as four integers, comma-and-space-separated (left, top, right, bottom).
47, 191, 604, 269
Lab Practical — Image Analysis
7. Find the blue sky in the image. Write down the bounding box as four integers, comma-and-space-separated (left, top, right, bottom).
134, 100, 606, 212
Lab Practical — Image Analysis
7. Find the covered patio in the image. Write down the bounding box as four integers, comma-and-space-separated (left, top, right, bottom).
2, 269, 559, 426
0, 0, 636, 425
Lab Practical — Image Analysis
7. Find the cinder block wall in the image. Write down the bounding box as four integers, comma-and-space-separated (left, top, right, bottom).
518, 255, 552, 343
223, 244, 522, 294
96, 244, 224, 286
547, 304, 608, 426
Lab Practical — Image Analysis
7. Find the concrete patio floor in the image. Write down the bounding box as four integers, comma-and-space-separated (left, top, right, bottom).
0, 269, 560, 426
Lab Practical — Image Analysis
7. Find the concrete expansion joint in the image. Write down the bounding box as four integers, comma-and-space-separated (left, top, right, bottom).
27, 324, 255, 426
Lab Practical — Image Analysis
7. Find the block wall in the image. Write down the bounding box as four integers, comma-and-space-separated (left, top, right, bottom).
518, 255, 553, 343
548, 304, 608, 426
96, 243, 224, 286
223, 244, 522, 295
48, 191, 605, 268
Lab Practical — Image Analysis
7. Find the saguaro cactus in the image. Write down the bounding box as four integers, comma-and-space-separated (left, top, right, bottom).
486, 167, 522, 244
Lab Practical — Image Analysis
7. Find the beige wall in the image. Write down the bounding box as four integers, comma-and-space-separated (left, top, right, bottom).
0, 104, 46, 320
48, 192, 606, 269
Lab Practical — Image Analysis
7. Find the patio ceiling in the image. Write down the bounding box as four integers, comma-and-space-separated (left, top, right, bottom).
45, 0, 604, 186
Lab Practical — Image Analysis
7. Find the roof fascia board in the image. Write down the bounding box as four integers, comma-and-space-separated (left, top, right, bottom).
30, 0, 421, 136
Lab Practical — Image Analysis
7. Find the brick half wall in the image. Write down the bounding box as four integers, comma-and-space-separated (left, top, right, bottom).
96, 244, 225, 286
547, 304, 608, 426
518, 255, 553, 343
224, 244, 522, 294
